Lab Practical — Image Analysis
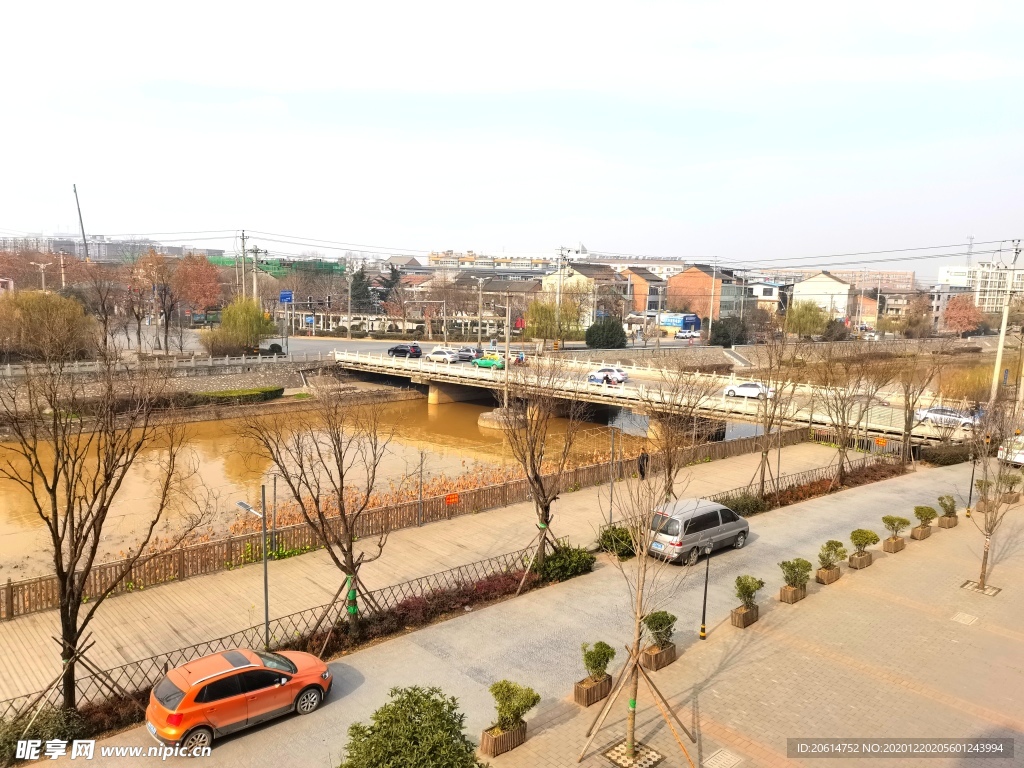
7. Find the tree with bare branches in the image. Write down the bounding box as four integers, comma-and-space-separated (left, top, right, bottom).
890, 339, 948, 464
237, 389, 396, 633
0, 355, 211, 709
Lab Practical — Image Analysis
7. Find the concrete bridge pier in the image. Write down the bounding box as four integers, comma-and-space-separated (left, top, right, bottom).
428, 381, 483, 405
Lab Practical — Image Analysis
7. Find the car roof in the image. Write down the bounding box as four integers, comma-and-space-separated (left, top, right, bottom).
171, 649, 261, 690
654, 497, 722, 520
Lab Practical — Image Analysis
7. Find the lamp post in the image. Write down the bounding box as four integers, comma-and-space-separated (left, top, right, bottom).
477, 277, 486, 349
699, 542, 713, 640
966, 452, 976, 519
237, 490, 271, 650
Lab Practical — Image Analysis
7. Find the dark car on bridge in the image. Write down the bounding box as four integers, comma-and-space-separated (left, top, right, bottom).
457, 346, 484, 361
387, 343, 422, 358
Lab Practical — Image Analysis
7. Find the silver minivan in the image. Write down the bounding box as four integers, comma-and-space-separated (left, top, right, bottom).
648, 498, 750, 566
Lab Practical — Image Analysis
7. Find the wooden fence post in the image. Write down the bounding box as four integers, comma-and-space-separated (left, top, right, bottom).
177, 549, 187, 581
4, 578, 12, 620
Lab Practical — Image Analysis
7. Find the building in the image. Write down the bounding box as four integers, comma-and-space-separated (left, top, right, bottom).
929, 284, 973, 331
427, 250, 555, 272
742, 281, 784, 313
540, 263, 625, 328
0, 278, 13, 293
936, 262, 1024, 314
0, 234, 224, 262
791, 271, 855, 320
582, 256, 690, 279
755, 268, 916, 291
620, 267, 667, 314
854, 295, 878, 328
666, 265, 747, 320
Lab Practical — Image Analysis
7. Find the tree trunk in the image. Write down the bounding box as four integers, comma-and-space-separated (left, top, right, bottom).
979, 534, 991, 589
535, 499, 551, 567
163, 313, 171, 355
59, 600, 79, 710
758, 450, 768, 499
625, 665, 640, 758
135, 319, 142, 350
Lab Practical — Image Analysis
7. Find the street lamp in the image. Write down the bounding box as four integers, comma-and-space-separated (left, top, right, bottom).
237, 488, 271, 650
699, 542, 713, 640
966, 452, 976, 519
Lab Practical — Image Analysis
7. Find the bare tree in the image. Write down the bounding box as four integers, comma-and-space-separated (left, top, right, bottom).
0, 356, 210, 709
492, 357, 589, 565
237, 389, 396, 632
891, 339, 948, 465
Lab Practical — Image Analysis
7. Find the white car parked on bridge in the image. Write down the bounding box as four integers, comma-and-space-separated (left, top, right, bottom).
725, 382, 774, 399
425, 347, 459, 364
587, 368, 626, 385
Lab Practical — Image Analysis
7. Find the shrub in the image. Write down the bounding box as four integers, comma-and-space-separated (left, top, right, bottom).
581, 641, 616, 681
920, 444, 970, 466
719, 493, 769, 516
817, 540, 848, 570
489, 680, 540, 733
778, 558, 813, 588
850, 529, 880, 553
598, 525, 634, 560
0, 707, 87, 766
882, 515, 910, 539
734, 575, 765, 609
975, 479, 993, 498
534, 545, 595, 582
642, 611, 677, 648
194, 386, 285, 405
340, 686, 485, 768
913, 506, 937, 527
1000, 472, 1021, 493
585, 317, 627, 349
937, 494, 957, 517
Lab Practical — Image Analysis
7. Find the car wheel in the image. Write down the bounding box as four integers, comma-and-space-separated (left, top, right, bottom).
295, 686, 323, 715
756, 393, 766, 400
387, 351, 394, 357
725, 390, 734, 397
734, 531, 746, 549
685, 547, 700, 567
181, 726, 213, 752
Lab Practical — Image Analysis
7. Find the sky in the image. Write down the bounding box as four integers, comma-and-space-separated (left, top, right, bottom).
1, 0, 1022, 281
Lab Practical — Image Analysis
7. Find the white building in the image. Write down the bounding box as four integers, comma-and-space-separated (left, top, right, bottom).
937, 262, 1024, 314
791, 271, 854, 320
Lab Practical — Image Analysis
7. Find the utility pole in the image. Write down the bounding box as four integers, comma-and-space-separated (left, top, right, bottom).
707, 262, 718, 340
555, 246, 567, 347
503, 291, 511, 408
30, 262, 51, 291
73, 184, 89, 262
249, 245, 265, 305
347, 274, 353, 341
239, 230, 247, 300
477, 277, 486, 348
966, 235, 975, 268
990, 240, 1021, 403
654, 287, 664, 351
58, 251, 67, 290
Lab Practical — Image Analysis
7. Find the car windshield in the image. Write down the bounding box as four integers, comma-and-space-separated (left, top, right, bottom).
254, 650, 297, 673
650, 513, 680, 537
153, 676, 186, 711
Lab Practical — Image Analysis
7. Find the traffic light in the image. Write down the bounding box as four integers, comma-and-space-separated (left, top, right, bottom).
307, 295, 313, 306
326, 294, 332, 309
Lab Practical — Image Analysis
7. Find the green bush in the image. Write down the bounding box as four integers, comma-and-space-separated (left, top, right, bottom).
937, 494, 957, 517
920, 445, 970, 466
534, 545, 595, 582
0, 707, 87, 766
340, 686, 485, 768
913, 506, 938, 527
850, 529, 880, 553
778, 558, 813, 588
581, 641, 616, 681
1000, 472, 1021, 493
585, 318, 627, 349
598, 525, 634, 559
734, 575, 765, 609
720, 493, 769, 516
642, 610, 677, 648
975, 479, 993, 498
194, 386, 285, 405
817, 540, 848, 570
882, 515, 910, 539
489, 680, 540, 733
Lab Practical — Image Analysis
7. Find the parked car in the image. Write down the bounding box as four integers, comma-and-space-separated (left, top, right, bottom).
425, 347, 459, 364
387, 343, 422, 358
472, 353, 505, 369
914, 406, 978, 428
851, 393, 891, 408
674, 329, 700, 339
998, 438, 1024, 465
724, 382, 774, 399
648, 498, 749, 566
146, 649, 332, 752
456, 346, 484, 362
587, 368, 626, 385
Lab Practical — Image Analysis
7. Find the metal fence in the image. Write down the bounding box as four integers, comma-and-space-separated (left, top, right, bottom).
1, 428, 806, 621
0, 352, 336, 379
0, 540, 553, 722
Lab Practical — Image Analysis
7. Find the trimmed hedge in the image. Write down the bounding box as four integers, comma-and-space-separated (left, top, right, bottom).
193, 386, 285, 405
920, 444, 971, 466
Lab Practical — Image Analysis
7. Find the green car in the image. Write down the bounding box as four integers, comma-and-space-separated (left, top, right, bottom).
472, 355, 505, 370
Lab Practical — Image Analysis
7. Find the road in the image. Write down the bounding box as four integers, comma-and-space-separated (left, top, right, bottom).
71, 462, 978, 766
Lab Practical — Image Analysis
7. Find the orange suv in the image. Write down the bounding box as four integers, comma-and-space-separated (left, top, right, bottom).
146, 648, 332, 752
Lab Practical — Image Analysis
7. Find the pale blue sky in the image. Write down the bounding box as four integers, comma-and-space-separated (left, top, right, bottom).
2, 0, 1022, 279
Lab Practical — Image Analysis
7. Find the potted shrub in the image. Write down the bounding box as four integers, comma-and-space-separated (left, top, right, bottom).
574, 642, 615, 707
849, 529, 879, 569
730, 575, 765, 628
479, 680, 540, 757
937, 494, 959, 529
640, 611, 677, 670
974, 479, 993, 513
816, 540, 847, 585
911, 505, 937, 540
1000, 472, 1021, 504
778, 558, 812, 604
881, 515, 910, 553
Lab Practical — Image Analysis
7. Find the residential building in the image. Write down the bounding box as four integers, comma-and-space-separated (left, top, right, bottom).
936, 261, 1024, 314
540, 262, 625, 328
742, 281, 783, 313
427, 250, 555, 272
582, 256, 689, 279
755, 267, 916, 291
930, 284, 973, 331
620, 267, 667, 314
666, 265, 745, 320
854, 295, 878, 328
791, 271, 855, 320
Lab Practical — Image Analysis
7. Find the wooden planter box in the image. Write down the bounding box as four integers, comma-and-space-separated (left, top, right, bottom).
574, 674, 612, 707
816, 566, 841, 585
910, 525, 931, 540
640, 643, 676, 671
730, 604, 759, 628
1002, 492, 1020, 504
480, 721, 527, 757
780, 585, 807, 604
975, 500, 992, 513
938, 515, 959, 529
882, 536, 906, 554
849, 551, 873, 569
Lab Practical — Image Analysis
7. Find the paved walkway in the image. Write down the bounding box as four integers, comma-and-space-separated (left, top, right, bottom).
0, 443, 839, 701
72, 460, 1024, 767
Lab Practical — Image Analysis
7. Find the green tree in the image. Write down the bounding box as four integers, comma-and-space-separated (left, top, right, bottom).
340, 686, 485, 768
709, 316, 747, 348
200, 298, 276, 354
349, 266, 373, 312
821, 318, 850, 342
0, 290, 97, 362
526, 298, 558, 340
585, 317, 627, 348
785, 301, 827, 337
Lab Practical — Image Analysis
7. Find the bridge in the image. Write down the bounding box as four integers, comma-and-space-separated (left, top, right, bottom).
331, 350, 950, 443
